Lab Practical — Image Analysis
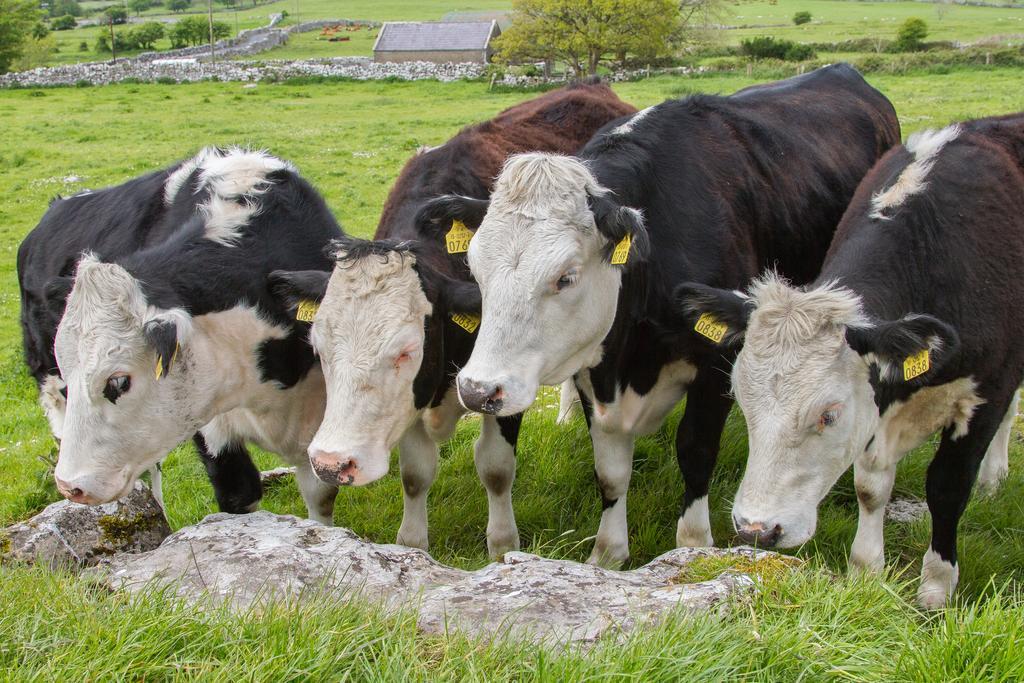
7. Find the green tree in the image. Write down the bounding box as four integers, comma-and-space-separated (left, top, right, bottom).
0, 0, 43, 73
169, 15, 229, 47
792, 11, 811, 26
129, 0, 153, 16
51, 14, 77, 30
104, 6, 129, 25
895, 17, 928, 51
48, 0, 82, 18
166, 0, 191, 12
494, 0, 683, 77
126, 21, 164, 49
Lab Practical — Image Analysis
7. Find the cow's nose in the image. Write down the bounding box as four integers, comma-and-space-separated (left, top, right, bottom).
735, 518, 782, 548
309, 450, 360, 486
457, 376, 504, 414
54, 476, 94, 504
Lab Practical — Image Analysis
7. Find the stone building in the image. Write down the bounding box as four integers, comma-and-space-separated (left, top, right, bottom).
373, 21, 500, 64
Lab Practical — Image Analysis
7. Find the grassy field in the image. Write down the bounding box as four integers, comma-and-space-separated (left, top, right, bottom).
2, 69, 1024, 678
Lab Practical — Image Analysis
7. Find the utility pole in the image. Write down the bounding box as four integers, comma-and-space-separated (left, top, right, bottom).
208, 0, 215, 62
109, 15, 117, 62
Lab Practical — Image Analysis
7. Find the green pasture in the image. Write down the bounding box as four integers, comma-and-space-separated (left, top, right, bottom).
2, 69, 1024, 678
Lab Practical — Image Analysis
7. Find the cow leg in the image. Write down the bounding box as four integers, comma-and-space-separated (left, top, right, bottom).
849, 442, 899, 573
476, 414, 521, 558
557, 379, 579, 424
918, 399, 1007, 609
976, 389, 1017, 494
587, 425, 635, 568
675, 366, 732, 548
193, 433, 263, 514
293, 460, 338, 526
396, 420, 438, 551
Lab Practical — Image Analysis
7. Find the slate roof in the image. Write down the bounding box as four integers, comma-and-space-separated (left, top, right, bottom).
374, 21, 499, 52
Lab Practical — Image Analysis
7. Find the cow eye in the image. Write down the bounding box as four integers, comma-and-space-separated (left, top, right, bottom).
103, 373, 131, 404
555, 268, 579, 292
817, 406, 841, 432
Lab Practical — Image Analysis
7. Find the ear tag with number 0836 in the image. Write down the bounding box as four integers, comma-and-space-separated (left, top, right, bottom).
903, 348, 930, 381
446, 219, 473, 254
694, 313, 728, 344
295, 300, 320, 323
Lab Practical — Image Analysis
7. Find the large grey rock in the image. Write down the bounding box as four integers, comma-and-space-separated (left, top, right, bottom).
97, 511, 778, 646
885, 497, 929, 524
1, 482, 170, 569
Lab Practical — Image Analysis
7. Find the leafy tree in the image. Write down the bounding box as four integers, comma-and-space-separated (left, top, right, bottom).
95, 31, 130, 52
32, 20, 49, 39
792, 11, 811, 26
494, 0, 684, 77
167, 0, 191, 13
104, 6, 129, 25
740, 35, 815, 61
895, 17, 928, 52
48, 0, 82, 18
51, 14, 77, 30
126, 21, 164, 49
129, 0, 153, 16
169, 15, 229, 47
0, 0, 43, 73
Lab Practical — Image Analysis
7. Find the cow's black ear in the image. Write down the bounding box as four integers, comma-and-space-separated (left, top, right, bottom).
845, 314, 960, 385
268, 270, 330, 320
43, 276, 74, 315
673, 282, 752, 347
587, 191, 649, 266
439, 278, 481, 315
416, 194, 490, 235
143, 317, 184, 380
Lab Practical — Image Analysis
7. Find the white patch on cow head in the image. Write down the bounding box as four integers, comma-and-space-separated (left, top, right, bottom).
306, 248, 431, 487
609, 105, 655, 136
163, 146, 222, 205
459, 153, 627, 415
730, 275, 879, 547
52, 254, 200, 504
870, 124, 961, 220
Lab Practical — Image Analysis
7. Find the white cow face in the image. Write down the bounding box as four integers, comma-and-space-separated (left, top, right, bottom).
674, 276, 959, 548
272, 246, 450, 488
52, 256, 196, 504
432, 154, 646, 416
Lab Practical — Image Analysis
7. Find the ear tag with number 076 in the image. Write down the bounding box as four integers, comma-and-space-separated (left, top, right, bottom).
903, 348, 930, 381
295, 300, 320, 323
446, 219, 473, 254
694, 313, 728, 344
610, 233, 631, 265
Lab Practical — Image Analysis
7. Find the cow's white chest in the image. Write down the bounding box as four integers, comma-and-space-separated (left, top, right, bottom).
585, 359, 698, 435
864, 376, 982, 468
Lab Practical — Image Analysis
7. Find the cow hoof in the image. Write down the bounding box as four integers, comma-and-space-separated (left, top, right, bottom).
587, 545, 628, 570
395, 530, 429, 552
675, 521, 714, 548
975, 470, 1008, 497
486, 529, 520, 560
916, 582, 952, 610
917, 549, 957, 609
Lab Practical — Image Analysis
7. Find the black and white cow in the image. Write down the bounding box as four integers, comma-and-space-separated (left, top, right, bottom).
41, 148, 342, 523
673, 114, 1024, 607
429, 64, 901, 566
269, 81, 636, 556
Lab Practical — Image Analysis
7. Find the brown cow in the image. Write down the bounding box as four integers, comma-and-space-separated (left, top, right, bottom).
269, 81, 635, 556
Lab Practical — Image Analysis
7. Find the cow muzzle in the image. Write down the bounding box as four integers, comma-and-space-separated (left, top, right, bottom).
308, 447, 389, 487
734, 516, 783, 548
54, 469, 132, 505
457, 376, 504, 414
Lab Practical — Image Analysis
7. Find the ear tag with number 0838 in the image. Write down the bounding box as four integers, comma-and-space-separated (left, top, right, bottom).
610, 233, 631, 265
694, 313, 728, 344
295, 300, 320, 323
446, 219, 473, 254
903, 348, 930, 381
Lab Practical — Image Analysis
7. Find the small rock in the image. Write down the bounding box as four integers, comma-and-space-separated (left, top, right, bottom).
885, 497, 929, 524
95, 511, 774, 646
1, 482, 170, 570
260, 466, 295, 482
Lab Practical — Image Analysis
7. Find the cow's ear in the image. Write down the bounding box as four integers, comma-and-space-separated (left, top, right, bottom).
672, 282, 752, 347
845, 314, 960, 385
43, 276, 74, 315
587, 191, 649, 267
416, 194, 490, 234
143, 310, 191, 380
439, 277, 481, 315
268, 270, 330, 321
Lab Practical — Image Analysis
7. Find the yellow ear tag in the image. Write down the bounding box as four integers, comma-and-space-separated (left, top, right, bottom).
610, 233, 631, 265
154, 342, 180, 380
903, 348, 930, 381
445, 219, 473, 254
694, 312, 728, 344
451, 312, 480, 334
295, 300, 320, 323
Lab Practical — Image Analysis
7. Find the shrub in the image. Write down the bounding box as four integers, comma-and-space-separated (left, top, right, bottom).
793, 11, 812, 26
51, 14, 77, 30
126, 22, 164, 49
166, 0, 190, 12
128, 0, 152, 15
104, 6, 128, 25
740, 36, 815, 62
895, 17, 928, 52
78, 40, 88, 51
48, 0, 81, 17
